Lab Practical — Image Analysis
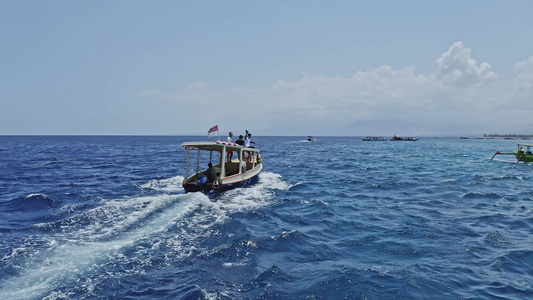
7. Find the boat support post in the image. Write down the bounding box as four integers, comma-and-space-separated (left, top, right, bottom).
239, 149, 244, 174
220, 146, 226, 183
196, 148, 200, 177
185, 147, 190, 181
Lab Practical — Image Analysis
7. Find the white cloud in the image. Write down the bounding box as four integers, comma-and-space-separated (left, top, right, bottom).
435, 41, 498, 86
140, 42, 533, 136
268, 65, 442, 119
515, 56, 533, 89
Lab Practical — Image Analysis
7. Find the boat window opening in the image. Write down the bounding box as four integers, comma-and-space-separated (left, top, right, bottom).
185, 149, 223, 185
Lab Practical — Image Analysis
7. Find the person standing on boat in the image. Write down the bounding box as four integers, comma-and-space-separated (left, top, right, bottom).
244, 130, 256, 162
227, 132, 234, 162
235, 135, 245, 146
235, 135, 245, 161
244, 130, 256, 147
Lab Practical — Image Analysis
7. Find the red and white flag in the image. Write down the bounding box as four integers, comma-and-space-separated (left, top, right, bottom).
207, 125, 219, 137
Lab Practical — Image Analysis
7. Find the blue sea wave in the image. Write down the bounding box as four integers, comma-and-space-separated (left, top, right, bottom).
0, 136, 532, 299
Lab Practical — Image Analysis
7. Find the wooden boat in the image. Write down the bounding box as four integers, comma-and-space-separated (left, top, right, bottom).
362, 136, 388, 141
182, 141, 262, 193
390, 135, 418, 141
490, 143, 533, 163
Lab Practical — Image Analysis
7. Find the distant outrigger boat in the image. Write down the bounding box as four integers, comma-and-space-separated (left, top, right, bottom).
490, 143, 533, 163
181, 141, 262, 193
362, 136, 388, 141
390, 135, 418, 141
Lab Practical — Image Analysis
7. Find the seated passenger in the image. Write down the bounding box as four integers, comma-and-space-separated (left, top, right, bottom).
206, 162, 217, 183
240, 160, 246, 173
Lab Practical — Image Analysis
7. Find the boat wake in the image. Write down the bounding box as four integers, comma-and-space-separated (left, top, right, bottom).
139, 175, 185, 193
485, 157, 533, 165
0, 171, 288, 300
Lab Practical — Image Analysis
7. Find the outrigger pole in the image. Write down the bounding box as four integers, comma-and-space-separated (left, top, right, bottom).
491, 151, 514, 160
490, 151, 501, 160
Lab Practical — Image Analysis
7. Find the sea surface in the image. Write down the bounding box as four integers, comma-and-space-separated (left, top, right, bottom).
1, 135, 532, 300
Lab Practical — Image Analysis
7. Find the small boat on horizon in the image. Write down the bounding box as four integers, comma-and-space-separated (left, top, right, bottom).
307, 136, 316, 142
390, 135, 418, 141
362, 136, 388, 141
181, 141, 262, 194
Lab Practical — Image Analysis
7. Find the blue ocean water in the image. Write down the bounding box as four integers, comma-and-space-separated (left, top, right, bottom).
1, 135, 532, 299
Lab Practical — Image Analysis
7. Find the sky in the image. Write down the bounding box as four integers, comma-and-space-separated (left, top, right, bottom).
1, 1, 533, 136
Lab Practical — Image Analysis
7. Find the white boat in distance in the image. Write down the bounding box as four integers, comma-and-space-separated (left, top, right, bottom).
362, 136, 388, 141
181, 141, 262, 193
390, 135, 418, 141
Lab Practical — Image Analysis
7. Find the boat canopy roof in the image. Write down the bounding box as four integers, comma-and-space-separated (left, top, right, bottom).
517, 143, 533, 148
182, 141, 257, 152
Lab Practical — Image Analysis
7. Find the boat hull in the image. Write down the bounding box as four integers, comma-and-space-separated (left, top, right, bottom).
183, 172, 260, 193
515, 151, 533, 163
218, 172, 260, 191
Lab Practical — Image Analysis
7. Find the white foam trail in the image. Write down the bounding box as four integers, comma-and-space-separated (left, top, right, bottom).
0, 172, 289, 299
258, 171, 293, 191
1, 193, 190, 299
139, 175, 184, 193
218, 171, 291, 212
